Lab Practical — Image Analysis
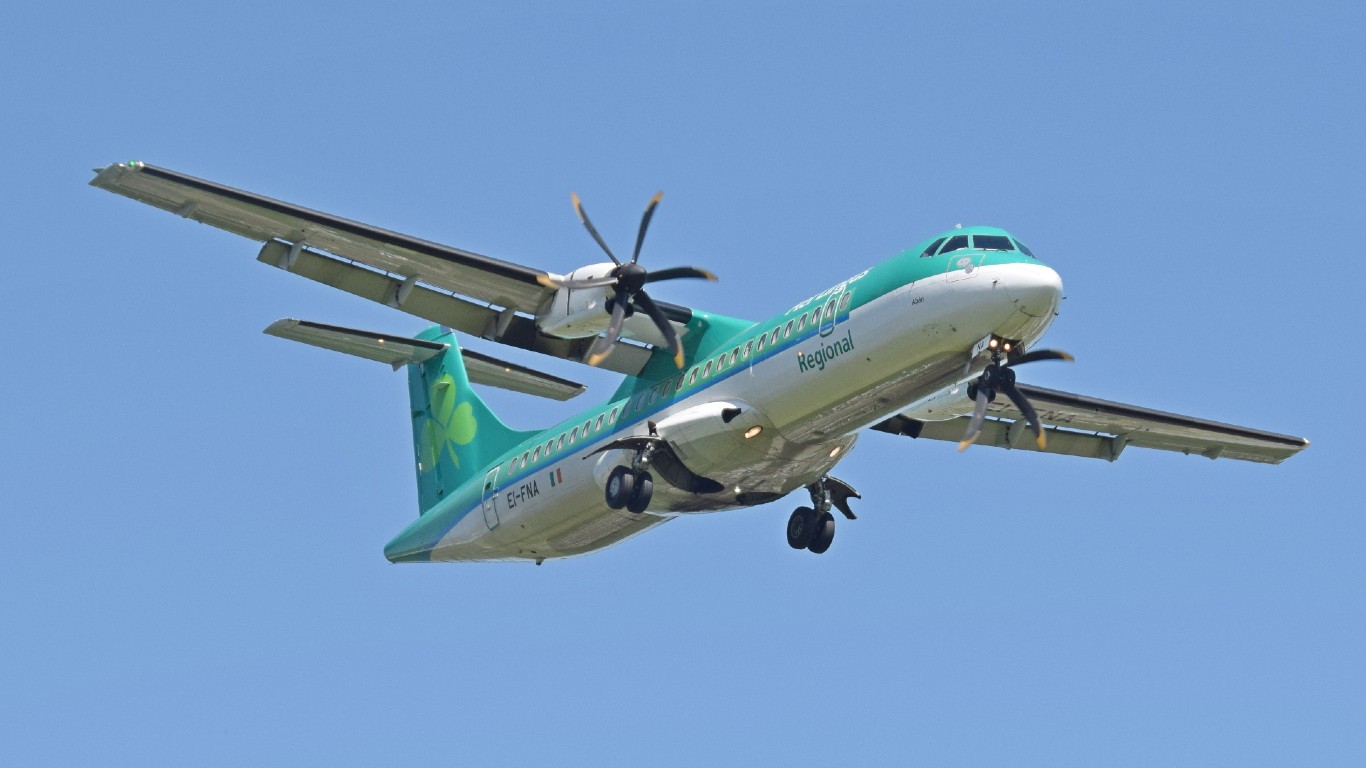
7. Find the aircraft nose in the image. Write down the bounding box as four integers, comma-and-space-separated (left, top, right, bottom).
1006, 263, 1063, 319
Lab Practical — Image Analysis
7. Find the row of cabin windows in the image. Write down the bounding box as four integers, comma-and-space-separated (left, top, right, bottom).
919, 234, 1036, 258
508, 291, 856, 473
509, 405, 622, 473
676, 291, 853, 391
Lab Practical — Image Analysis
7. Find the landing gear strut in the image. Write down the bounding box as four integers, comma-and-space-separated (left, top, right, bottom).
605, 444, 655, 513
786, 476, 859, 554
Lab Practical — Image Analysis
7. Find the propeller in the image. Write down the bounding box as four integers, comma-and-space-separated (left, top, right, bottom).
538, 192, 717, 369
957, 342, 1074, 452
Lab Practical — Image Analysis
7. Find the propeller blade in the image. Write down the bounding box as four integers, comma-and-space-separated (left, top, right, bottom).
1001, 380, 1047, 450
571, 192, 621, 266
585, 300, 629, 367
957, 386, 993, 452
632, 290, 686, 369
1008, 348, 1074, 367
536, 273, 620, 290
644, 266, 718, 283
630, 192, 663, 265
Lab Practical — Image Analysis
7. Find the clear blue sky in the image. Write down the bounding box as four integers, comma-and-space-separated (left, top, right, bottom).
3, 2, 1361, 765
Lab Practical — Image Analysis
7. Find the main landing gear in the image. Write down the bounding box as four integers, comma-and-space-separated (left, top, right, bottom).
605, 443, 654, 513
787, 476, 860, 555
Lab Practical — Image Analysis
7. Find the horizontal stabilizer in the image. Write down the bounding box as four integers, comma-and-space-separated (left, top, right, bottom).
264, 319, 587, 401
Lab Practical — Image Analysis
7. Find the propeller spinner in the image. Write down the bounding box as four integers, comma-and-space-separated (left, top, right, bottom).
539, 192, 716, 369
958, 340, 1074, 452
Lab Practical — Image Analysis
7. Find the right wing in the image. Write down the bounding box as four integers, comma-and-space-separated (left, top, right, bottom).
873, 384, 1308, 464
89, 162, 692, 376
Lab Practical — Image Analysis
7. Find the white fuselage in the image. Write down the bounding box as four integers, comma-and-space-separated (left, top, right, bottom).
426, 261, 1063, 562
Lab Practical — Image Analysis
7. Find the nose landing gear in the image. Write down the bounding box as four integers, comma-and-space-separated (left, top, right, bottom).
786, 476, 860, 554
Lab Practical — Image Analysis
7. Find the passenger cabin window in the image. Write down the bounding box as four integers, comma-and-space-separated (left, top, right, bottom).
569, 428, 578, 444
797, 314, 807, 332
838, 292, 852, 312
770, 328, 781, 345
920, 237, 946, 258
1014, 239, 1036, 258
703, 360, 713, 377
556, 434, 565, 451
938, 234, 969, 254
783, 320, 794, 338
756, 335, 766, 352
610, 406, 620, 423
743, 340, 753, 359
595, 414, 605, 430
730, 348, 740, 365
972, 234, 1014, 251
689, 368, 699, 385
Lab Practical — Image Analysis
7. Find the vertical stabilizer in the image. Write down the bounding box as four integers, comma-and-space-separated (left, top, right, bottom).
407, 327, 536, 515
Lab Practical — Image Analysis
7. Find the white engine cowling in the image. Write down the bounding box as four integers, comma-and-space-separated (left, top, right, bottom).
536, 262, 617, 339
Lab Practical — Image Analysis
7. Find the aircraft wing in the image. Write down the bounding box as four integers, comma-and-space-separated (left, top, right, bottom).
871, 384, 1308, 464
89, 161, 681, 376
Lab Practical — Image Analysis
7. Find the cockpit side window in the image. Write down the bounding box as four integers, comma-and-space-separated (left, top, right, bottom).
1013, 239, 1036, 258
920, 237, 946, 258
972, 235, 1014, 251
938, 235, 970, 255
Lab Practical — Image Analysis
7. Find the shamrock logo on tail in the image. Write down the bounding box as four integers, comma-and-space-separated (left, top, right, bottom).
420, 373, 478, 472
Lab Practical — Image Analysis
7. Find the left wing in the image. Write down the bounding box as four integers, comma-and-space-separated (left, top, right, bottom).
872, 384, 1308, 464
89, 162, 684, 376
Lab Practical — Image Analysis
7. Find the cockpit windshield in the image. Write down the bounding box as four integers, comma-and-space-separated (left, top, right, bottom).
971, 235, 1014, 251
938, 235, 969, 255
1013, 239, 1036, 258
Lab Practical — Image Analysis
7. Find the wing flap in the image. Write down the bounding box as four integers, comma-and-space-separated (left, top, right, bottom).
255, 241, 651, 376
873, 385, 1308, 464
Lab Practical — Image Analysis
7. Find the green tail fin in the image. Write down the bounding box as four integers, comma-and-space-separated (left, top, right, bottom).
407, 327, 535, 514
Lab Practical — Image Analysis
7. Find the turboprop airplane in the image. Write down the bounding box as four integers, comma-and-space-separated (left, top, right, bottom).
90, 161, 1309, 564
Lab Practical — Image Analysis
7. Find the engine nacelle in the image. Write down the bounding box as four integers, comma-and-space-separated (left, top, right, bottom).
536, 262, 617, 339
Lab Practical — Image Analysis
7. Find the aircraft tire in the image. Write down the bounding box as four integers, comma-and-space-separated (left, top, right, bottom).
627, 472, 653, 514
807, 511, 836, 554
787, 506, 817, 549
606, 466, 635, 510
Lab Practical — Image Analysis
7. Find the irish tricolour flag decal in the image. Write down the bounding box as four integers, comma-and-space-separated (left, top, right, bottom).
548, 467, 564, 487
